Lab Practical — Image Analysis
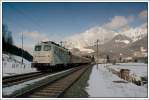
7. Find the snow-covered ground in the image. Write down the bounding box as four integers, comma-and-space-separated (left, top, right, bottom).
86, 64, 147, 97
108, 63, 147, 78
2, 53, 37, 77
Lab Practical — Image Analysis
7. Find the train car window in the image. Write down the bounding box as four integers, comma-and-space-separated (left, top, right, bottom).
35, 45, 41, 51
44, 45, 51, 51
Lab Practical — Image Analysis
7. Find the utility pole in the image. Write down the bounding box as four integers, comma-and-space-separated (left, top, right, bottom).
60, 41, 63, 47
95, 39, 99, 65
63, 41, 66, 48
22, 33, 23, 64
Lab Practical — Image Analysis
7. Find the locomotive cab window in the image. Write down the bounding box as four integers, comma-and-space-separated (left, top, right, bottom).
44, 45, 51, 51
35, 45, 41, 51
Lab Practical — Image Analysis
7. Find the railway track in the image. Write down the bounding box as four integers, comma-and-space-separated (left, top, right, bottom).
7, 64, 91, 98
3, 72, 48, 87
25, 65, 89, 98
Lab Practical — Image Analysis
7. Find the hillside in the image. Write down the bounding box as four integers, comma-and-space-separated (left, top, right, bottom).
3, 41, 33, 61
87, 34, 148, 59
2, 24, 33, 61
126, 35, 148, 51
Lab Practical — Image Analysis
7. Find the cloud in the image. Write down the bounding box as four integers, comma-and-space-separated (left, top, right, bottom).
23, 31, 49, 42
139, 10, 148, 18
15, 42, 34, 54
103, 16, 134, 30
127, 15, 135, 22
16, 31, 49, 54
23, 44, 34, 54
64, 15, 135, 50
64, 26, 118, 50
120, 25, 130, 32
64, 14, 147, 52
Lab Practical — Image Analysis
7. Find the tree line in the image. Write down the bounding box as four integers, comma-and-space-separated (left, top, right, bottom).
2, 24, 33, 61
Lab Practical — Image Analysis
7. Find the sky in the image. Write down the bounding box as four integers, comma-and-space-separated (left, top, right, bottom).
2, 2, 148, 54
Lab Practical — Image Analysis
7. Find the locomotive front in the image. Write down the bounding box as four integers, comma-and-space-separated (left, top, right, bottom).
31, 42, 53, 71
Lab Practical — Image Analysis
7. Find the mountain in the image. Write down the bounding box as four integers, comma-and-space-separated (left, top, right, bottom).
119, 35, 148, 58
87, 34, 147, 59
102, 34, 132, 50
120, 22, 147, 42
126, 35, 148, 51
88, 34, 132, 52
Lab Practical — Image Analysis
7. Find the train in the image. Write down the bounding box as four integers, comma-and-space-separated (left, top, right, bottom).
31, 41, 92, 71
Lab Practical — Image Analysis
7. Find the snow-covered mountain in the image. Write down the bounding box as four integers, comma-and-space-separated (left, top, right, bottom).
63, 22, 147, 53
111, 34, 132, 44
126, 35, 148, 51
120, 23, 147, 42
88, 34, 132, 51
87, 34, 147, 58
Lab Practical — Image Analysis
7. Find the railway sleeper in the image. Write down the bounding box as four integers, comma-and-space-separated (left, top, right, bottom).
34, 91, 61, 95
40, 89, 63, 93
29, 95, 50, 98
31, 92, 61, 97
46, 86, 64, 88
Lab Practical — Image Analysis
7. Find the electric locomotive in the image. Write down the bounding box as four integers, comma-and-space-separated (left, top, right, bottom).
32, 41, 91, 71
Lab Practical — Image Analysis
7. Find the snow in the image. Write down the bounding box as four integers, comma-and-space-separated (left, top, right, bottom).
108, 63, 147, 78
115, 39, 130, 44
2, 53, 37, 77
79, 48, 94, 53
86, 64, 147, 97
3, 68, 73, 96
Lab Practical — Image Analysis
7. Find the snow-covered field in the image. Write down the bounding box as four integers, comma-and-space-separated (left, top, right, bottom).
108, 63, 147, 78
2, 53, 37, 77
86, 64, 147, 97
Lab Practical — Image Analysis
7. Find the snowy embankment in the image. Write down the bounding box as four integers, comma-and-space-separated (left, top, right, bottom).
108, 63, 147, 77
86, 64, 147, 97
2, 53, 37, 77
